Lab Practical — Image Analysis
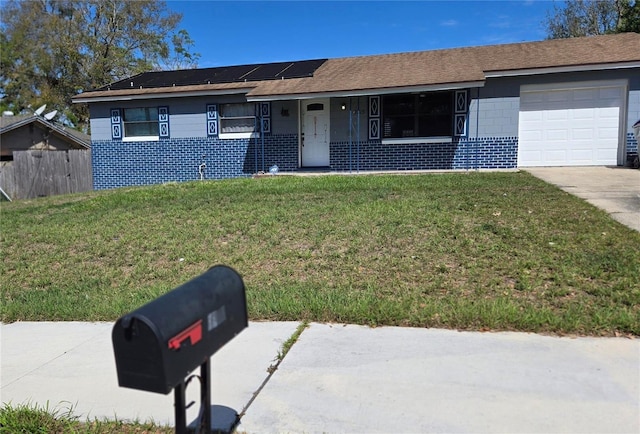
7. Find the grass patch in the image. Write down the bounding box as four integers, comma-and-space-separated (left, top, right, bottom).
277, 321, 309, 362
1, 172, 639, 335
0, 402, 172, 433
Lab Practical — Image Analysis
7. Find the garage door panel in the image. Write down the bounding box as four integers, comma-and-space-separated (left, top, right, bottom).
547, 129, 567, 140
597, 107, 619, 119
572, 149, 593, 159
596, 149, 616, 164
572, 128, 593, 140
599, 87, 624, 100
547, 90, 571, 103
574, 88, 597, 100
546, 150, 568, 162
523, 92, 545, 103
520, 150, 543, 163
546, 110, 569, 121
598, 126, 619, 140
571, 108, 596, 120
521, 132, 543, 142
518, 82, 623, 167
567, 124, 595, 137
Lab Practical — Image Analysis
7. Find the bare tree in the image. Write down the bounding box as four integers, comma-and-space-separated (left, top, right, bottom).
544, 0, 639, 38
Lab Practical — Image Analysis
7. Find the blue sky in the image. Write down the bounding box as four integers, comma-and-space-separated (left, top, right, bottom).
168, 0, 557, 68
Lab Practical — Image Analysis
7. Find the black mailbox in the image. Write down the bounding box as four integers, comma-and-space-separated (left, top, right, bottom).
112, 265, 247, 395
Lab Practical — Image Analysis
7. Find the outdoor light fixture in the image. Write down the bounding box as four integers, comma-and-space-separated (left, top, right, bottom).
341, 103, 346, 110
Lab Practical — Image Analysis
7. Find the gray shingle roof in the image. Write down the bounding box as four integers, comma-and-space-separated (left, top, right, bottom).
0, 114, 90, 148
72, 33, 640, 102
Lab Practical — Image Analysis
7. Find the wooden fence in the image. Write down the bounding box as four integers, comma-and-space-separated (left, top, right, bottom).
0, 150, 92, 200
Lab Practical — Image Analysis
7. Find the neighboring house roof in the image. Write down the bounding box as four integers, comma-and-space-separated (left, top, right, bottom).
72, 32, 640, 103
0, 115, 91, 148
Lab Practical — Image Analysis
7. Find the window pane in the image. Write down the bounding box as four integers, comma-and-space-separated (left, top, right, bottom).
219, 103, 256, 134
124, 122, 159, 137
383, 94, 414, 116
124, 107, 158, 122
418, 115, 452, 136
220, 118, 255, 133
383, 116, 416, 138
221, 103, 255, 117
123, 107, 159, 137
382, 92, 453, 139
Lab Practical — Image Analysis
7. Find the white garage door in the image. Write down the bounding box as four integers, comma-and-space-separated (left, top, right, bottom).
518, 81, 625, 167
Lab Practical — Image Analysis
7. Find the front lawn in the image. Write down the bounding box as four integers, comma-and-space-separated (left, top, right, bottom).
1, 172, 638, 335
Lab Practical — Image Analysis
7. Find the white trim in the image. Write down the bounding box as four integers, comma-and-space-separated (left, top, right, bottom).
520, 79, 628, 93
247, 81, 486, 102
219, 132, 260, 140
382, 137, 453, 145
123, 136, 159, 142
72, 88, 253, 103
486, 61, 640, 78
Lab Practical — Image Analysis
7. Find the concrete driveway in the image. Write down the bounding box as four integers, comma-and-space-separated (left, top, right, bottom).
525, 166, 640, 232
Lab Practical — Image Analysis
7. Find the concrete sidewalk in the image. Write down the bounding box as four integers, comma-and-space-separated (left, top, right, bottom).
1, 322, 639, 433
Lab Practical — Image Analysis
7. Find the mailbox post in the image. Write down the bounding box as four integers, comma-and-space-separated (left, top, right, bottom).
112, 265, 248, 434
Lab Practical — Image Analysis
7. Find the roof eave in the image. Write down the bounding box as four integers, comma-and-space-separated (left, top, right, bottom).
0, 116, 90, 148
484, 61, 640, 78
50, 129, 91, 148
72, 87, 254, 104
0, 117, 36, 134
247, 81, 487, 102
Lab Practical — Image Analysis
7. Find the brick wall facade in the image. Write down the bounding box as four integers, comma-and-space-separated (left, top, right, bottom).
330, 137, 517, 171
92, 135, 517, 189
627, 132, 638, 155
91, 134, 299, 189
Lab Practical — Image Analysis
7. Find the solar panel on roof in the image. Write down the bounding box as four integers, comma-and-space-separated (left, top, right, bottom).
276, 59, 327, 79
97, 59, 327, 91
241, 62, 293, 81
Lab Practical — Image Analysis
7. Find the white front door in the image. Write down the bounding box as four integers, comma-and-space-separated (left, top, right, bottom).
518, 81, 626, 167
301, 99, 330, 167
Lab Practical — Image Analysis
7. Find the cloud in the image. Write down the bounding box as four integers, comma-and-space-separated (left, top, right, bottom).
440, 19, 458, 27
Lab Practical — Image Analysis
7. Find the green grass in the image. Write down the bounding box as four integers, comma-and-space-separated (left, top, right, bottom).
1, 172, 639, 335
0, 402, 172, 433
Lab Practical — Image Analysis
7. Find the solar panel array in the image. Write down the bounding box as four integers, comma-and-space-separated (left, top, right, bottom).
100, 59, 328, 91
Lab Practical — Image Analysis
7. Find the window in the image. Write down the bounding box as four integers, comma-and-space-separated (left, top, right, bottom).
219, 103, 257, 137
382, 92, 453, 139
123, 107, 159, 139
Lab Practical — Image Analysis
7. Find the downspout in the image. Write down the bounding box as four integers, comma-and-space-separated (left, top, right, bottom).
348, 98, 353, 172
297, 100, 301, 169
465, 102, 469, 171
475, 87, 480, 171
261, 111, 265, 173
254, 111, 258, 173
357, 97, 361, 173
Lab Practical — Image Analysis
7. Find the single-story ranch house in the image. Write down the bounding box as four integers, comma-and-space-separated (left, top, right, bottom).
73, 33, 640, 189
